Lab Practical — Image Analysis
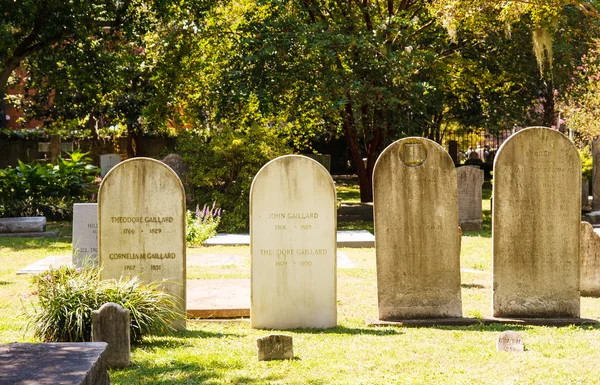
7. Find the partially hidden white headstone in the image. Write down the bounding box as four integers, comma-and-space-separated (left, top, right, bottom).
99, 154, 121, 177
98, 158, 186, 329
493, 127, 580, 318
72, 203, 98, 267
250, 155, 337, 329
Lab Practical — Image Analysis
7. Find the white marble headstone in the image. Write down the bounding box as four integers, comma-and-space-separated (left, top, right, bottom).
72, 203, 98, 267
250, 155, 337, 329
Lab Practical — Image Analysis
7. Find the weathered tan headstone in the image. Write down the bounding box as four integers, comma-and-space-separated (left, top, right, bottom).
373, 137, 462, 320
92, 302, 130, 368
580, 222, 600, 297
493, 127, 580, 318
250, 155, 336, 329
72, 203, 98, 267
593, 137, 600, 210
98, 158, 186, 329
256, 334, 293, 361
496, 331, 524, 352
457, 166, 484, 231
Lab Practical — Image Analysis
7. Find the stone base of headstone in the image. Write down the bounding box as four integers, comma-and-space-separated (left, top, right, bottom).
186, 279, 250, 319
338, 203, 373, 221
0, 342, 109, 385
459, 220, 482, 232
0, 231, 59, 238
368, 317, 598, 327
257, 335, 293, 361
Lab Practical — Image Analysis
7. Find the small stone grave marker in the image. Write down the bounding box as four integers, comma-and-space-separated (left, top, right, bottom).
373, 137, 462, 320
496, 331, 524, 352
456, 166, 484, 231
72, 203, 98, 267
493, 127, 580, 318
99, 154, 121, 177
593, 137, 600, 210
98, 157, 186, 329
92, 302, 130, 368
250, 155, 336, 329
580, 222, 600, 297
257, 335, 293, 361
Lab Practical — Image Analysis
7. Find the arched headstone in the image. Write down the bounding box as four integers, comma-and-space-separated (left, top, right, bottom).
493, 127, 580, 317
98, 158, 186, 329
250, 155, 336, 329
373, 137, 462, 320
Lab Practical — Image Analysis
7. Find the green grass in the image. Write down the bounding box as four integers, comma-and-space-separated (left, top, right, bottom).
3, 181, 600, 384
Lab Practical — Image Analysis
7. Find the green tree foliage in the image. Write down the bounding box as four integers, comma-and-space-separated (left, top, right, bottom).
559, 40, 600, 141
177, 112, 291, 232
3, 1, 214, 156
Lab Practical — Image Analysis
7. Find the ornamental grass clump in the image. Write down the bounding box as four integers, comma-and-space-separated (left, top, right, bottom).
28, 265, 181, 343
186, 202, 222, 246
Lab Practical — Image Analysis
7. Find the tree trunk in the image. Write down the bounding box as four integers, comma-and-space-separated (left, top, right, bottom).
126, 126, 137, 158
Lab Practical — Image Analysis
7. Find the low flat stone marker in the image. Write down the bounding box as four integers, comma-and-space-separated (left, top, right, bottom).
187, 279, 250, 318
257, 335, 293, 361
99, 153, 121, 177
0, 342, 109, 385
373, 137, 462, 320
581, 222, 600, 297
493, 127, 580, 318
496, 331, 524, 352
0, 217, 46, 233
72, 203, 98, 267
99, 157, 186, 329
92, 303, 130, 368
456, 166, 484, 231
16, 254, 71, 275
251, 155, 337, 329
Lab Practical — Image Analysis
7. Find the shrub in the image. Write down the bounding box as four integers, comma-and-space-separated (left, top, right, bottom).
28, 266, 181, 343
178, 124, 290, 232
0, 150, 99, 220
186, 203, 221, 247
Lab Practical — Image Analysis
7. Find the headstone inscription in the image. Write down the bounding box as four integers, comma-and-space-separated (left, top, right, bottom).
456, 166, 484, 231
493, 127, 580, 318
580, 222, 600, 297
593, 136, 600, 210
250, 155, 336, 329
98, 158, 186, 329
72, 203, 98, 267
373, 137, 462, 320
99, 154, 121, 177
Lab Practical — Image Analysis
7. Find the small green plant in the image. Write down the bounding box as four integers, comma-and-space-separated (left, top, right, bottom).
0, 150, 100, 220
186, 202, 221, 247
28, 265, 181, 343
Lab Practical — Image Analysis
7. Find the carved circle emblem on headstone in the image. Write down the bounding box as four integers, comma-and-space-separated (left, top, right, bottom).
400, 142, 428, 167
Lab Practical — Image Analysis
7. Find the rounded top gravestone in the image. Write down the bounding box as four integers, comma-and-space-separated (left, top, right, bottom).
250, 155, 337, 329
373, 137, 462, 320
98, 157, 186, 329
493, 127, 580, 318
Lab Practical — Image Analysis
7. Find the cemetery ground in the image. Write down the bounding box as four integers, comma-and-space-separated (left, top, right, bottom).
1, 183, 600, 383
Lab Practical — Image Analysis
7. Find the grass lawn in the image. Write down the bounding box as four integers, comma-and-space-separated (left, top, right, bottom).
1, 180, 600, 384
